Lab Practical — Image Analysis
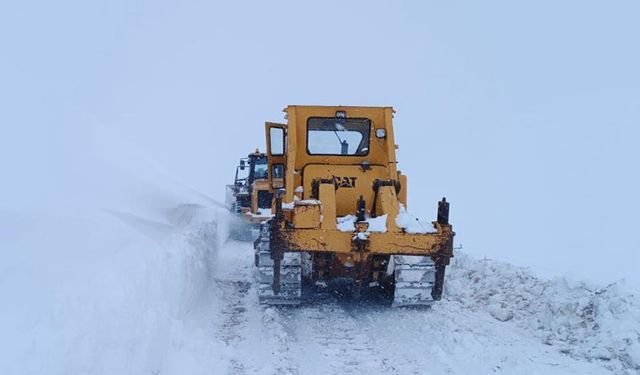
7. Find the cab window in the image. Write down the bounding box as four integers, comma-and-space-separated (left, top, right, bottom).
307, 117, 371, 156
253, 157, 268, 179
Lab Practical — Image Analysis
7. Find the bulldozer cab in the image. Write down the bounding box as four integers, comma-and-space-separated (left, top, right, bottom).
228, 151, 270, 210
234, 151, 268, 187
266, 106, 407, 219
227, 149, 274, 240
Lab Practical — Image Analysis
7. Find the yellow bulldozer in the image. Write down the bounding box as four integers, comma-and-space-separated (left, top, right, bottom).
255, 105, 455, 307
226, 149, 275, 240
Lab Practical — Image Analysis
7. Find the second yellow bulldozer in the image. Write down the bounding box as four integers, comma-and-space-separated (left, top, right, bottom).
226, 149, 274, 240
255, 105, 455, 307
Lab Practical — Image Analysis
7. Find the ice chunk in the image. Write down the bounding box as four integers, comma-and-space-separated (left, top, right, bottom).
487, 304, 515, 322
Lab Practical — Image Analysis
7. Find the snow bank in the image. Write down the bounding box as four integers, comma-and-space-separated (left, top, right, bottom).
0, 204, 227, 375
445, 252, 640, 372
0, 140, 232, 375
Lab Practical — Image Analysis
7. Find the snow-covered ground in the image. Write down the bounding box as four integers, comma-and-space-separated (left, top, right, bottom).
2, 196, 638, 374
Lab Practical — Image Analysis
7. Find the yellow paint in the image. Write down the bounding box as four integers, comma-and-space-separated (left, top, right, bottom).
318, 182, 337, 230
291, 203, 321, 229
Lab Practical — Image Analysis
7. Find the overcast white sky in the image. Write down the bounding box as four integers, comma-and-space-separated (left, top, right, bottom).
1, 0, 639, 285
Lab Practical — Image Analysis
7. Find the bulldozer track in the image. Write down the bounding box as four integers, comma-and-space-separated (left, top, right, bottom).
392, 255, 437, 307
256, 223, 302, 305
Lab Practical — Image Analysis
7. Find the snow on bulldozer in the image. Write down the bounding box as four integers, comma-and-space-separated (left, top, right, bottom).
255, 105, 455, 307
226, 150, 274, 240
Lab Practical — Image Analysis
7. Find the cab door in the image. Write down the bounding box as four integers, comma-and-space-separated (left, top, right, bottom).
265, 122, 286, 192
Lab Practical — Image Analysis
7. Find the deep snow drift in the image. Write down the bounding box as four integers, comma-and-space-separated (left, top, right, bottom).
0, 204, 224, 374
